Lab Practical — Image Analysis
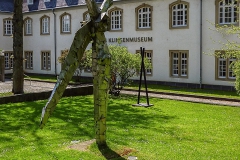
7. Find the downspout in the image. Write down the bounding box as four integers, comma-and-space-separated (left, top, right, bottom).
200, 0, 203, 89
52, 9, 57, 76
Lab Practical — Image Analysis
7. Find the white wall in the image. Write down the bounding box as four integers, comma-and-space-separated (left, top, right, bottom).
201, 0, 239, 86
0, 13, 14, 74
1, 0, 238, 86
23, 10, 55, 75
105, 0, 202, 84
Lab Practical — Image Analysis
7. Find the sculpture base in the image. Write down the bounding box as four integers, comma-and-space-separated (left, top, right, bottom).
132, 103, 153, 108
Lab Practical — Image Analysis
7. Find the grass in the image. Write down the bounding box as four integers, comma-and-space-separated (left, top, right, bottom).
0, 95, 239, 159
125, 83, 240, 100
24, 74, 58, 83
23, 74, 92, 84
0, 92, 12, 97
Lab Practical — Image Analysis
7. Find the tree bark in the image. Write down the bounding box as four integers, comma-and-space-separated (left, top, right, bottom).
40, 0, 112, 147
87, 0, 112, 146
12, 0, 24, 94
92, 31, 111, 145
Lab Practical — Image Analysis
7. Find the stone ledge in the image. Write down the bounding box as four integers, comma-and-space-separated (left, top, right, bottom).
0, 85, 93, 105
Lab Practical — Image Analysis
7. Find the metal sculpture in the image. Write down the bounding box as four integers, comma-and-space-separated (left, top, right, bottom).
40, 0, 113, 145
132, 47, 153, 107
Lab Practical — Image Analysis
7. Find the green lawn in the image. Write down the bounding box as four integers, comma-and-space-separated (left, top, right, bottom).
125, 83, 240, 100
23, 74, 92, 84
0, 95, 239, 159
0, 92, 12, 97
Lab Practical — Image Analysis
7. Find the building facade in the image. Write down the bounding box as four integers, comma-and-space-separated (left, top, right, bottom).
0, 0, 239, 89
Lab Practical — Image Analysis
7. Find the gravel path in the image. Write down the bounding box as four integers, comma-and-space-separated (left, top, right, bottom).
1, 79, 239, 107
121, 90, 240, 107
0, 79, 78, 93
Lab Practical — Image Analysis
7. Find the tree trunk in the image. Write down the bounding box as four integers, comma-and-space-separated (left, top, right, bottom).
86, 0, 112, 146
92, 31, 111, 145
40, 0, 112, 147
12, 0, 24, 94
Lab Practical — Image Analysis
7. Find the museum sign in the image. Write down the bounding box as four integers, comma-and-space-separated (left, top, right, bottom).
108, 37, 153, 43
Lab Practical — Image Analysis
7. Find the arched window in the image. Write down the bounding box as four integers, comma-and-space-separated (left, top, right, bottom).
135, 3, 153, 30
169, 1, 189, 29
40, 15, 50, 35
24, 17, 33, 36
3, 18, 13, 36
108, 7, 123, 31
215, 0, 238, 25
60, 12, 71, 33
83, 11, 90, 22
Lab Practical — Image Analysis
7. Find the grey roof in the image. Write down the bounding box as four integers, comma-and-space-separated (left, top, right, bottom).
0, 0, 14, 12
0, 0, 104, 13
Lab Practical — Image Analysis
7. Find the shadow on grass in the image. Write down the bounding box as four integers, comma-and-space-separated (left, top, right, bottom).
0, 94, 176, 158
98, 144, 126, 160
107, 95, 178, 145
0, 96, 95, 157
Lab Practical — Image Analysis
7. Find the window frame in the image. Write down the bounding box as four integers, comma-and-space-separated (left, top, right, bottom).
135, 3, 153, 31
4, 51, 13, 70
81, 11, 90, 27
169, 50, 189, 78
215, 0, 239, 26
108, 7, 123, 32
41, 51, 51, 70
40, 15, 50, 35
24, 17, 33, 36
3, 18, 13, 36
24, 51, 33, 70
169, 0, 189, 29
83, 11, 90, 22
60, 12, 71, 34
136, 50, 153, 76
215, 50, 236, 81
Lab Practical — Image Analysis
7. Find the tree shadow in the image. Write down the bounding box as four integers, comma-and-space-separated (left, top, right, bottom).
98, 143, 126, 160
0, 94, 177, 158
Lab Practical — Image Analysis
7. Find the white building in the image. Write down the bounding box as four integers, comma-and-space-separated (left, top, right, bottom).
0, 0, 239, 90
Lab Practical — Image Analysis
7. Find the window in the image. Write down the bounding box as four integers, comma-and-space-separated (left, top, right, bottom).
41, 51, 51, 70
169, 1, 189, 29
25, 51, 33, 69
81, 11, 90, 27
3, 18, 13, 36
83, 11, 90, 22
215, 0, 239, 26
215, 51, 236, 80
4, 51, 13, 70
28, 0, 33, 5
60, 13, 71, 33
170, 50, 189, 78
136, 50, 153, 75
24, 17, 32, 36
135, 3, 153, 30
108, 7, 123, 31
44, 0, 50, 2
40, 15, 50, 35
